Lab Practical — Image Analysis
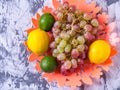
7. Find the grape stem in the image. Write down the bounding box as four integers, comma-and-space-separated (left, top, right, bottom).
71, 15, 83, 33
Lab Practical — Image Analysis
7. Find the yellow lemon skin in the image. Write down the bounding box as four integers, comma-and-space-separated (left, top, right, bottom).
27, 29, 50, 55
88, 40, 111, 64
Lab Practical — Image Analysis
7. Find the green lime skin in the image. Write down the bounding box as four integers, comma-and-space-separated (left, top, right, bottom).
40, 56, 58, 73
39, 13, 55, 32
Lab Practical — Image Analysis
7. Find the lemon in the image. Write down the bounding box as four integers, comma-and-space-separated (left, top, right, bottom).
88, 40, 111, 64
40, 56, 58, 72
39, 13, 55, 31
27, 29, 50, 55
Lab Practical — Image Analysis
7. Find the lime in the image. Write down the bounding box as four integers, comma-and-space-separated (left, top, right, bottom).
39, 13, 55, 31
88, 40, 111, 64
27, 29, 50, 55
40, 56, 58, 72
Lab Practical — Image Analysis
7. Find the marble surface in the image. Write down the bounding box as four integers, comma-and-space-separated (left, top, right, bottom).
0, 0, 120, 90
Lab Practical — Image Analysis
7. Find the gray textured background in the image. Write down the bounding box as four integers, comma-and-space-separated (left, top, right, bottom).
0, 0, 120, 90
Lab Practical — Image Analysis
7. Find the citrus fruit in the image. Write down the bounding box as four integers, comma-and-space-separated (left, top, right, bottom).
27, 29, 50, 55
88, 40, 111, 64
39, 13, 55, 31
40, 56, 58, 72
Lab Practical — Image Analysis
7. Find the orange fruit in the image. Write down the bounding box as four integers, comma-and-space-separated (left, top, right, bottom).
27, 29, 50, 55
88, 40, 111, 64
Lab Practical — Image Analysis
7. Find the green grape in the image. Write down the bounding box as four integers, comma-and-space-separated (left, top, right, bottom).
77, 36, 85, 44
72, 39, 78, 47
83, 13, 91, 20
55, 36, 61, 44
60, 33, 70, 40
84, 24, 92, 32
57, 45, 64, 53
64, 60, 72, 70
69, 30, 76, 36
52, 49, 59, 57
77, 44, 85, 52
75, 10, 83, 17
65, 44, 72, 53
64, 34, 70, 41
79, 20, 87, 28
57, 12, 64, 20
91, 19, 99, 27
57, 53, 66, 60
59, 39, 67, 48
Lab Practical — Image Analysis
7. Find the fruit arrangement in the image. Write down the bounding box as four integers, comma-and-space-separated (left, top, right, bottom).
24, 0, 119, 89
27, 1, 111, 74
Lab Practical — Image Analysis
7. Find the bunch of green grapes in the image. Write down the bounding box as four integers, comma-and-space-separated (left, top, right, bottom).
50, 1, 103, 75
